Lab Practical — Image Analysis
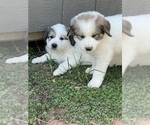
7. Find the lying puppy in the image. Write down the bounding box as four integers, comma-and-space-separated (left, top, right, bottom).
68, 11, 121, 88
32, 24, 92, 76
6, 54, 28, 63
122, 14, 150, 74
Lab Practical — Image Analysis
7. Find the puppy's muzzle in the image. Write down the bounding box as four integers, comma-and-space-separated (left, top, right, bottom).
52, 43, 57, 49
85, 47, 93, 51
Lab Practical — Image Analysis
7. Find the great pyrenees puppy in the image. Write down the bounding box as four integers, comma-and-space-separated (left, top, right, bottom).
67, 11, 121, 88
32, 23, 92, 76
122, 14, 150, 75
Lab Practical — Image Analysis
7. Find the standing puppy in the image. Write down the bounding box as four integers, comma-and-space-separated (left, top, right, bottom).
68, 11, 121, 88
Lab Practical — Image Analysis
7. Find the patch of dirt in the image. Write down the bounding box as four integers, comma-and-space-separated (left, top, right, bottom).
37, 119, 78, 125
13, 118, 150, 125
134, 119, 150, 125
36, 108, 78, 125
13, 118, 28, 125
112, 119, 123, 125
54, 107, 67, 116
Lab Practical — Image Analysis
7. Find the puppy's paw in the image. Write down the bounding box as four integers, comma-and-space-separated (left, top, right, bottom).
85, 67, 93, 74
6, 58, 17, 63
32, 57, 42, 63
87, 79, 102, 88
53, 69, 63, 76
6, 56, 28, 63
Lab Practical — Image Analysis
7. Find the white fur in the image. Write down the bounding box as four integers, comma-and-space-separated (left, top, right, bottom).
6, 54, 28, 63
106, 15, 122, 66
123, 14, 150, 74
32, 24, 92, 76
70, 11, 122, 88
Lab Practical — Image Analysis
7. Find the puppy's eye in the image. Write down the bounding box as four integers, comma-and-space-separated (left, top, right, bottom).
92, 34, 98, 38
60, 37, 64, 40
49, 36, 54, 39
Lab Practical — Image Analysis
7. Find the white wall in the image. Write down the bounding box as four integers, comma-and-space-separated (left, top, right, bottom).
123, 0, 150, 16
0, 0, 28, 33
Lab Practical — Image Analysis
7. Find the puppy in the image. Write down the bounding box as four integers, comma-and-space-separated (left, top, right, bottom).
122, 15, 150, 74
6, 54, 28, 63
68, 11, 122, 88
32, 24, 92, 76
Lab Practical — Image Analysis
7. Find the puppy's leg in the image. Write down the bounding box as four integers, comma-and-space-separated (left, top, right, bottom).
85, 60, 96, 74
53, 59, 78, 76
88, 56, 112, 88
85, 67, 93, 74
122, 51, 136, 75
32, 53, 50, 63
6, 54, 28, 63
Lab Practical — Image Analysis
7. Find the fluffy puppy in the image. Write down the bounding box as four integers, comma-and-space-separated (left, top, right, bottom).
32, 23, 92, 76
122, 15, 150, 74
68, 11, 122, 88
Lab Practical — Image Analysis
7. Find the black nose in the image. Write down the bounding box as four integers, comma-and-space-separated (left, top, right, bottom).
52, 43, 57, 49
85, 47, 93, 51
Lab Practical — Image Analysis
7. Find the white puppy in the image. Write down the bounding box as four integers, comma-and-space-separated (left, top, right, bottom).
68, 11, 122, 88
32, 24, 92, 76
123, 15, 150, 74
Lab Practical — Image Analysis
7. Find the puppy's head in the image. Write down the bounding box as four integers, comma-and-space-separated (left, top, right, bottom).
67, 11, 112, 52
122, 19, 134, 37
44, 24, 69, 51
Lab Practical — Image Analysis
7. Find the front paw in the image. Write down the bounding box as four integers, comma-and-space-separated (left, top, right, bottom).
32, 57, 41, 63
53, 69, 63, 76
87, 79, 103, 88
6, 58, 16, 63
6, 57, 28, 63
85, 67, 93, 74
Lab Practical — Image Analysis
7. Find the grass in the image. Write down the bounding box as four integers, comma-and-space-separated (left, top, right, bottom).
1, 43, 149, 125
122, 66, 150, 125
0, 47, 28, 125
29, 48, 122, 125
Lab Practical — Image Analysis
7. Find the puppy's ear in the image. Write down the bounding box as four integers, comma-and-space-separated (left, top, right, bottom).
67, 26, 76, 46
43, 26, 52, 43
100, 19, 112, 37
122, 19, 134, 37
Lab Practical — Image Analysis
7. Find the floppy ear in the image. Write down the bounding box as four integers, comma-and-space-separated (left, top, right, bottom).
67, 26, 76, 46
122, 19, 134, 37
100, 19, 112, 37
43, 27, 51, 43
